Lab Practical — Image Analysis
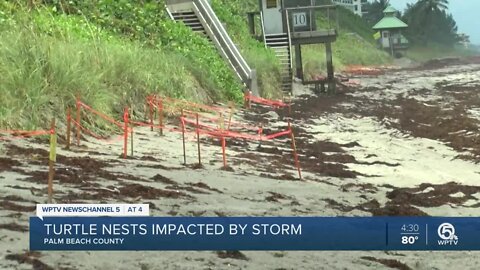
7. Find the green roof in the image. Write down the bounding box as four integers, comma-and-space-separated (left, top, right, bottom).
373, 17, 408, 30
383, 6, 398, 14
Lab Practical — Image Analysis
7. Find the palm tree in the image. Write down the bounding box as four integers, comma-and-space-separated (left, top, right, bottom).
364, 0, 390, 26
416, 0, 449, 13
414, 0, 449, 44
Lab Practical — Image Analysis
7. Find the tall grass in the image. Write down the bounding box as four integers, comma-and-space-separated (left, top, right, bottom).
406, 44, 479, 62
0, 2, 252, 129
211, 0, 282, 98
0, 23, 208, 129
299, 7, 392, 80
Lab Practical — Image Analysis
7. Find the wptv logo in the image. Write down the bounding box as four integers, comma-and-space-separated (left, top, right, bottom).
437, 223, 459, 246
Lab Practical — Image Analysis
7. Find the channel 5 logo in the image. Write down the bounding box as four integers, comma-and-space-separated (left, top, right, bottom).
437, 223, 459, 246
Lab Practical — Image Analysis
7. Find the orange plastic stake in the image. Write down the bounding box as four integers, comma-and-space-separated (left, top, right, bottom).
181, 109, 186, 165
158, 98, 164, 136
66, 107, 71, 150
76, 96, 81, 146
288, 122, 302, 180
196, 113, 201, 166
48, 118, 56, 203
123, 107, 129, 159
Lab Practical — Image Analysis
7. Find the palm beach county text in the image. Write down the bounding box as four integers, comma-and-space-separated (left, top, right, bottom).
42, 223, 302, 245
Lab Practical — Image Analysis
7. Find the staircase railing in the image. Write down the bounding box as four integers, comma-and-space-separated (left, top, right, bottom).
165, 7, 175, 20
260, 11, 267, 48
192, 0, 258, 94
285, 9, 293, 76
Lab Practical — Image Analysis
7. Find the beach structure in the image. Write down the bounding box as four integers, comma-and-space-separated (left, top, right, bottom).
372, 5, 409, 56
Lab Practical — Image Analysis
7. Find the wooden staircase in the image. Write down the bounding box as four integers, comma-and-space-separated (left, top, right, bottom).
265, 33, 293, 93
171, 11, 208, 37
166, 0, 258, 95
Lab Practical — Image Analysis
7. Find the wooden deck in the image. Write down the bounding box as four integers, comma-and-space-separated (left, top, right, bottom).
291, 29, 337, 45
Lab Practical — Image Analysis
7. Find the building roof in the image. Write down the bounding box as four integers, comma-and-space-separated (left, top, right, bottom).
383, 6, 398, 14
373, 16, 408, 30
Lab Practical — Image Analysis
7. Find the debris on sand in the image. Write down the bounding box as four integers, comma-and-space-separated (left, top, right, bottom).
370, 203, 428, 216
119, 184, 192, 199
221, 166, 235, 172
361, 256, 412, 270
322, 198, 429, 216
265, 192, 293, 203
216, 251, 249, 261
152, 174, 177, 185
0, 200, 35, 212
387, 182, 480, 208
6, 145, 49, 160
0, 223, 28, 232
187, 182, 223, 193
0, 157, 21, 172
5, 252, 54, 270
259, 173, 299, 181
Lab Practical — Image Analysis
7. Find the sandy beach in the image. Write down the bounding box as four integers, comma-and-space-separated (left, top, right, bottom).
1, 58, 480, 269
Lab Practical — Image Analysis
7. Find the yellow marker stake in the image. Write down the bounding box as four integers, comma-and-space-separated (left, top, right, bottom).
48, 118, 56, 203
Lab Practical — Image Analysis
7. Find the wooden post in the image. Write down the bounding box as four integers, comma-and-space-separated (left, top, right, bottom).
288, 121, 302, 180
75, 96, 81, 146
284, 95, 292, 116
181, 109, 186, 165
48, 118, 56, 203
227, 101, 234, 131
130, 124, 134, 157
66, 107, 71, 150
123, 107, 129, 159
196, 113, 201, 166
218, 112, 224, 130
244, 90, 248, 109
325, 42, 336, 95
244, 90, 252, 109
221, 137, 227, 169
247, 12, 256, 36
295, 44, 304, 80
158, 98, 164, 136
149, 98, 154, 131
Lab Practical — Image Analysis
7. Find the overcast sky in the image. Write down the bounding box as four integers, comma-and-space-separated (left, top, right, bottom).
389, 0, 479, 44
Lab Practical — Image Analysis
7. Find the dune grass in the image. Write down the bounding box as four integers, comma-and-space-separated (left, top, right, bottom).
406, 45, 479, 62
0, 3, 250, 129
298, 6, 392, 80
0, 17, 212, 129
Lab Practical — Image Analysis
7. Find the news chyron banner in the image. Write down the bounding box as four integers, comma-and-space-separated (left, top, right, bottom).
31, 204, 480, 250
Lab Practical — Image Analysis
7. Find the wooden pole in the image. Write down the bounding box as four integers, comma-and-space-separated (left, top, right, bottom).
123, 107, 129, 159
130, 124, 134, 157
196, 113, 201, 166
66, 107, 71, 150
48, 118, 56, 203
221, 137, 227, 169
288, 121, 302, 180
149, 97, 154, 131
76, 96, 81, 146
181, 109, 186, 165
244, 90, 248, 109
158, 98, 164, 136
227, 102, 234, 131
